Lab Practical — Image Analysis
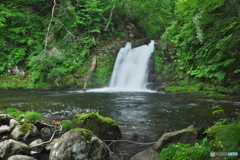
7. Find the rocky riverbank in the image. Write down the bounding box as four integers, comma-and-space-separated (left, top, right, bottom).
0, 108, 204, 160
1, 108, 239, 160
0, 110, 121, 160
0, 109, 206, 160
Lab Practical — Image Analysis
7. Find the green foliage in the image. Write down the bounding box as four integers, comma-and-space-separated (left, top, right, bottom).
1, 0, 239, 91
4, 108, 43, 122
24, 111, 43, 121
165, 86, 200, 93
91, 52, 115, 86
157, 139, 211, 160
162, 0, 240, 86
153, 51, 164, 74
0, 0, 51, 74
60, 120, 72, 135
207, 121, 240, 153
0, 75, 53, 89
4, 108, 24, 119
117, 0, 175, 37
206, 107, 240, 153
157, 108, 240, 160
211, 105, 229, 126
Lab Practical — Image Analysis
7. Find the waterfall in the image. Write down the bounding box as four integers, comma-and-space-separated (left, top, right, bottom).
109, 40, 155, 91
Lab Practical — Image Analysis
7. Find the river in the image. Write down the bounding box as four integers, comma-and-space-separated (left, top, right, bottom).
0, 89, 239, 159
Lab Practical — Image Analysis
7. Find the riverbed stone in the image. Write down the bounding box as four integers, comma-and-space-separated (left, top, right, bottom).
131, 125, 205, 160
49, 128, 109, 160
10, 119, 20, 130
0, 139, 30, 159
40, 127, 52, 138
0, 114, 14, 125
8, 155, 37, 160
29, 139, 44, 153
11, 125, 25, 140
11, 123, 39, 140
45, 138, 59, 151
71, 112, 121, 140
0, 125, 11, 134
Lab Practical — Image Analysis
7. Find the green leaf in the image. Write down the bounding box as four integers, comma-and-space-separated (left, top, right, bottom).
213, 109, 224, 115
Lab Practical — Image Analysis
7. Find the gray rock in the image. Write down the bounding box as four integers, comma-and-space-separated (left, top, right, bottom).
0, 139, 30, 159
131, 125, 204, 160
11, 65, 25, 76
0, 125, 11, 134
49, 128, 109, 160
9, 119, 20, 130
11, 125, 25, 140
45, 138, 59, 151
0, 114, 14, 125
8, 155, 36, 160
40, 127, 52, 138
29, 139, 44, 153
11, 123, 39, 140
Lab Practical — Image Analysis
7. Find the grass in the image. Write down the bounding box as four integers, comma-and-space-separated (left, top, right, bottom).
4, 108, 43, 122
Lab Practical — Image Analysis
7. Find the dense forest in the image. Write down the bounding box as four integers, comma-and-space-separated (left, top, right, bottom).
0, 0, 239, 94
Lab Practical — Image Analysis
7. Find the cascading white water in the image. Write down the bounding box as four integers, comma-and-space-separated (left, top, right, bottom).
109, 40, 155, 91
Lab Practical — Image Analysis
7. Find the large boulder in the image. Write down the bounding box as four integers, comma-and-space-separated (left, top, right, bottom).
11, 123, 39, 140
0, 139, 30, 159
0, 114, 14, 125
71, 112, 121, 140
49, 128, 109, 160
131, 125, 205, 160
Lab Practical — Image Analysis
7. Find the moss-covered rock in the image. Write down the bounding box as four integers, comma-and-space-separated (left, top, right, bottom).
11, 123, 39, 140
131, 125, 205, 160
18, 123, 32, 134
71, 112, 121, 140
49, 128, 109, 160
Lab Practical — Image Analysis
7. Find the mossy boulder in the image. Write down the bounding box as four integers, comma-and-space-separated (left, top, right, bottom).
49, 128, 109, 160
71, 112, 121, 140
131, 125, 205, 160
11, 123, 39, 140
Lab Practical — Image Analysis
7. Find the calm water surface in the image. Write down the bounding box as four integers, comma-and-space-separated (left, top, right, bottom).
0, 89, 239, 159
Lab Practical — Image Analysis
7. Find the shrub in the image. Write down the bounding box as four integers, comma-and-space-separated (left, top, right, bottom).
157, 138, 211, 160
4, 108, 43, 122
4, 108, 23, 119
60, 120, 72, 135
24, 111, 43, 121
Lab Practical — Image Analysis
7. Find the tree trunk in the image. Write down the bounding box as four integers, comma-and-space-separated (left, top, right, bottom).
83, 55, 97, 91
